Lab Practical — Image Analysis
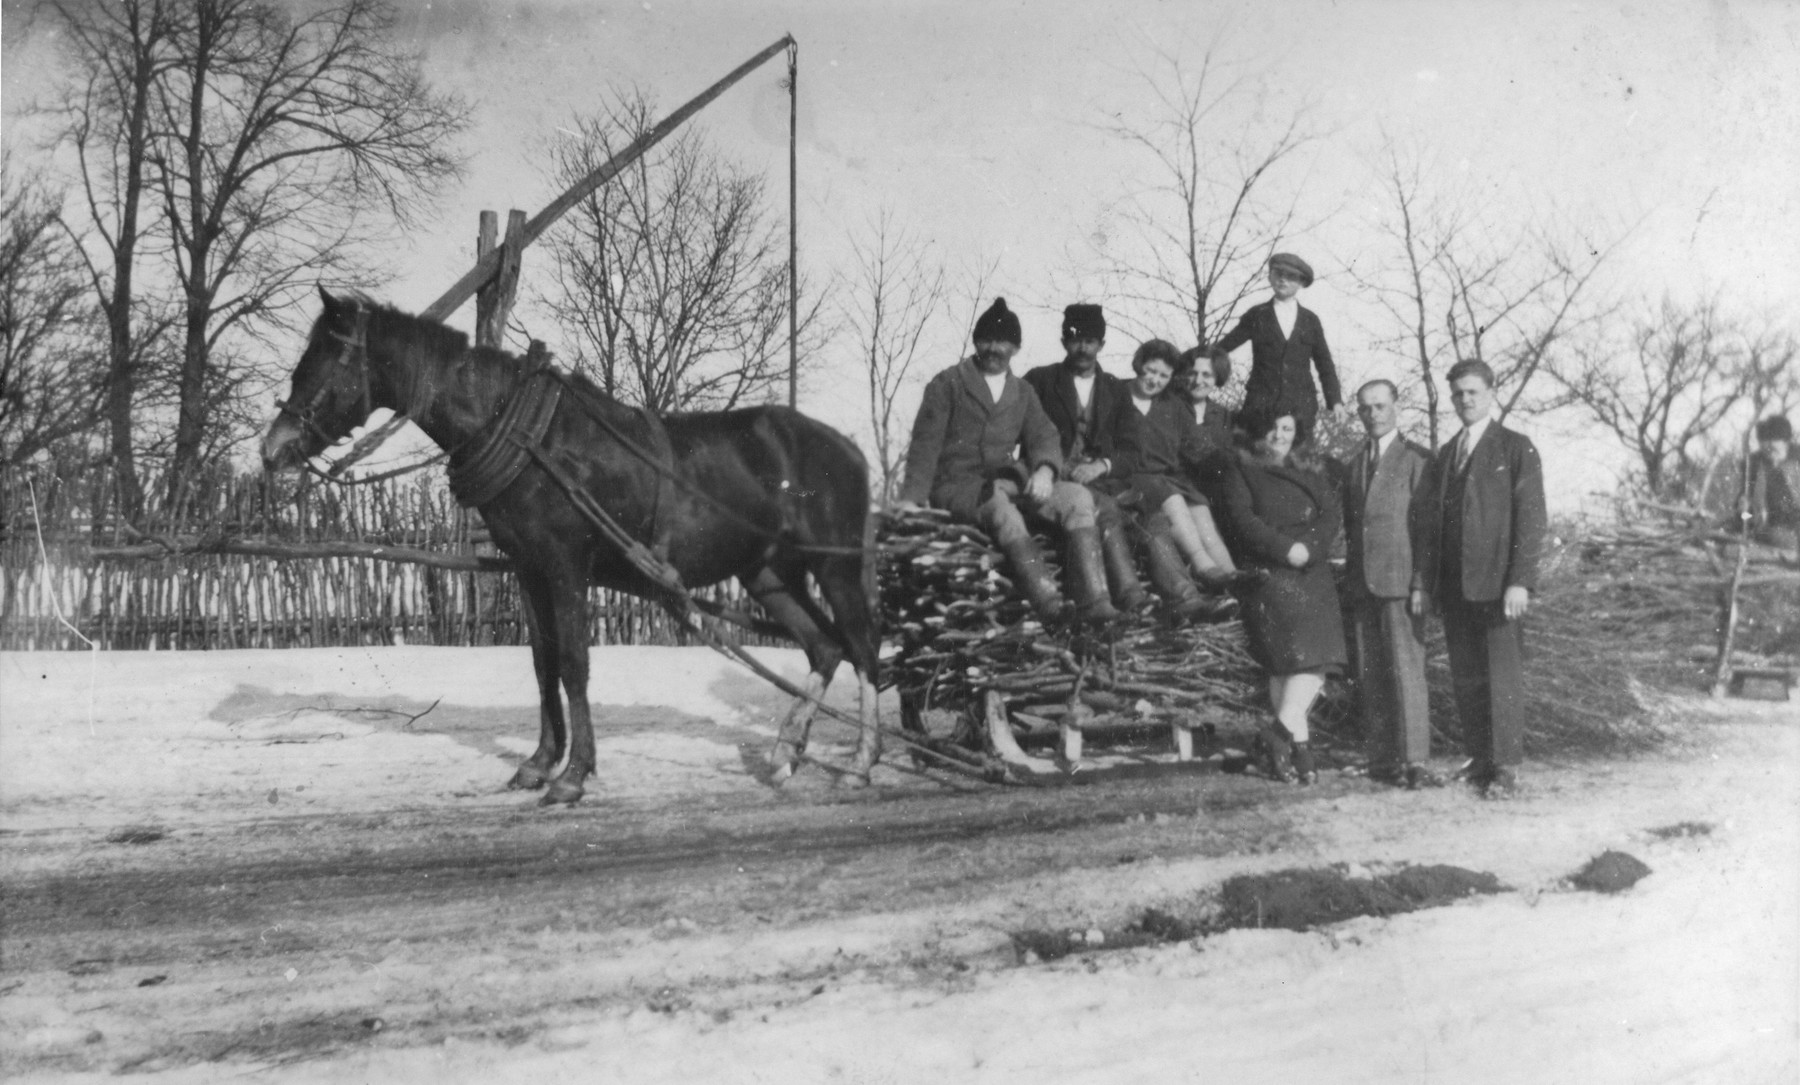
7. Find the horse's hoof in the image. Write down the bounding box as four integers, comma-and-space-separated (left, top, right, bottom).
840, 772, 872, 790
537, 779, 584, 806
507, 765, 550, 791
769, 760, 796, 786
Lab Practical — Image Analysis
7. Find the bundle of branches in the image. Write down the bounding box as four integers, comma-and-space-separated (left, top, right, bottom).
875, 508, 1268, 752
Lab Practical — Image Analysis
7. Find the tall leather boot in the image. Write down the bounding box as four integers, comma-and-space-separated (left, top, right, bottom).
1065, 527, 1121, 624
1100, 520, 1150, 612
997, 535, 1068, 621
1142, 530, 1209, 619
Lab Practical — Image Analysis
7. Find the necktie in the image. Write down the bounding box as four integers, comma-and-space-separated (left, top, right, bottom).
1455, 431, 1473, 473
1364, 440, 1380, 488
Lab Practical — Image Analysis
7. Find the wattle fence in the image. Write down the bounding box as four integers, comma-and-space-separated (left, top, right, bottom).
0, 464, 779, 651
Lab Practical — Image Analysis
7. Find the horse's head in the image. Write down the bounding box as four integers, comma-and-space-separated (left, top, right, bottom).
261, 287, 375, 474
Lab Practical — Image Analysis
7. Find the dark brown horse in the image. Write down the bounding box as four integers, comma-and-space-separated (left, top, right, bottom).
261, 288, 882, 804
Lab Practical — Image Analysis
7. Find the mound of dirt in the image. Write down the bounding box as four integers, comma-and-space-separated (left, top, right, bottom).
1217, 864, 1505, 932
1568, 850, 1653, 894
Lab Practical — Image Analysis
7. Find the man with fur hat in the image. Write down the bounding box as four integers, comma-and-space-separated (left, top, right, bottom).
1210, 252, 1344, 434
898, 298, 1119, 623
1020, 303, 1150, 614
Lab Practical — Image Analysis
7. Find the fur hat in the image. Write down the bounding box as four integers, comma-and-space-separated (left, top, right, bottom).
1756, 415, 1793, 443
1060, 303, 1106, 341
973, 298, 1021, 345
1268, 252, 1314, 288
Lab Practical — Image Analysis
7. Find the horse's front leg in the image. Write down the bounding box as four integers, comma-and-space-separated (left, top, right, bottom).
508, 571, 565, 791
769, 671, 832, 784
541, 580, 594, 806
848, 668, 882, 782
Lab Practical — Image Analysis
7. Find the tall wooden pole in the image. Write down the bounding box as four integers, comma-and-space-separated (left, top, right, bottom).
787, 40, 799, 409
422, 35, 796, 324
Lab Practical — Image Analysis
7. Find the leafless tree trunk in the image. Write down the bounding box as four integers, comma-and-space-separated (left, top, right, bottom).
1087, 41, 1320, 349
539, 89, 827, 415
145, 0, 468, 497
1348, 135, 1628, 448
0, 166, 109, 468
40, 0, 185, 517
843, 211, 946, 503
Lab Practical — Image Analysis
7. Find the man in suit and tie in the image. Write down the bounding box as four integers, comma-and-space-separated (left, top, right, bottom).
1021, 303, 1148, 612
1411, 359, 1548, 797
1343, 380, 1437, 789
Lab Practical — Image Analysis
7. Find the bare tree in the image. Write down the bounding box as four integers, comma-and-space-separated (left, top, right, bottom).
0, 166, 108, 468
1088, 42, 1320, 348
539, 89, 826, 414
39, 0, 185, 513
138, 0, 468, 494
1349, 135, 1627, 447
843, 211, 946, 502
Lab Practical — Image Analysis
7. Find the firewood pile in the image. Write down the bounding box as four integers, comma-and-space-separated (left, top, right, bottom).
875, 507, 1270, 756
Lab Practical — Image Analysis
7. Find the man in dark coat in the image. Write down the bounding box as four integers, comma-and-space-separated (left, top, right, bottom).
1020, 303, 1148, 612
1209, 252, 1343, 434
899, 298, 1118, 623
1411, 359, 1548, 798
1343, 379, 1437, 789
1749, 415, 1800, 555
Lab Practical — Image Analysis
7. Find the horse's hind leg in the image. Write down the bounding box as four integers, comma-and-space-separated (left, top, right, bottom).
742, 565, 842, 783
508, 570, 566, 791
815, 553, 884, 782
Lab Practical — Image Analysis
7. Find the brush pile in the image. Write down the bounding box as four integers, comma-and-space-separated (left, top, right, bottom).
875, 507, 1270, 754
874, 506, 1770, 765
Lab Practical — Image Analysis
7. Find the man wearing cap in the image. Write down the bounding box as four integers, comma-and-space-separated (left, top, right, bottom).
1343, 379, 1438, 789
1211, 253, 1344, 434
1411, 359, 1546, 799
1021, 303, 1150, 613
898, 298, 1119, 623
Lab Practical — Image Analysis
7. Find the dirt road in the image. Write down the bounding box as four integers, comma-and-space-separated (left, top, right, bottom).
2, 647, 1795, 1083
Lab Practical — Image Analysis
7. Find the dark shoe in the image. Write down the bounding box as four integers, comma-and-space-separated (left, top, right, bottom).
1175, 592, 1239, 624
1403, 763, 1446, 790
1479, 766, 1518, 799
997, 535, 1068, 621
1258, 723, 1296, 783
1065, 527, 1121, 624
1291, 742, 1317, 785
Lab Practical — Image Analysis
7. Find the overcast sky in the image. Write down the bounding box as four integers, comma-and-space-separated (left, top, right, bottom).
5, 0, 1797, 511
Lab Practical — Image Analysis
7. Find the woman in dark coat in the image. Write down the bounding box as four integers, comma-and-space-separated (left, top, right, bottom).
1220, 405, 1347, 784
1110, 340, 1239, 585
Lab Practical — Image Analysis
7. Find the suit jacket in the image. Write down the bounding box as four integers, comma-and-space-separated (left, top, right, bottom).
1021, 361, 1133, 470
1411, 422, 1548, 603
1343, 434, 1430, 599
900, 357, 1063, 522
1214, 300, 1341, 423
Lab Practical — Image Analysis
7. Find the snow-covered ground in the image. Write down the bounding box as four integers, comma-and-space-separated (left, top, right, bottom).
2, 647, 1797, 1084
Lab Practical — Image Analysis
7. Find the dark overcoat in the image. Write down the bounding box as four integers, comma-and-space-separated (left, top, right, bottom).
1220, 450, 1348, 675
1021, 361, 1133, 467
1213, 301, 1341, 428
899, 357, 1063, 523
1343, 435, 1432, 599
1410, 423, 1547, 603
1113, 394, 1217, 508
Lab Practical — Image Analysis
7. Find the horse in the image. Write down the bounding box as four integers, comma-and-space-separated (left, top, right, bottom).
261, 287, 882, 805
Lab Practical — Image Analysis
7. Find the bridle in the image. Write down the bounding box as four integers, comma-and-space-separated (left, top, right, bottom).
275, 303, 373, 449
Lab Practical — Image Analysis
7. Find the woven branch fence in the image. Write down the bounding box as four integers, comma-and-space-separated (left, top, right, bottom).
0, 465, 781, 651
